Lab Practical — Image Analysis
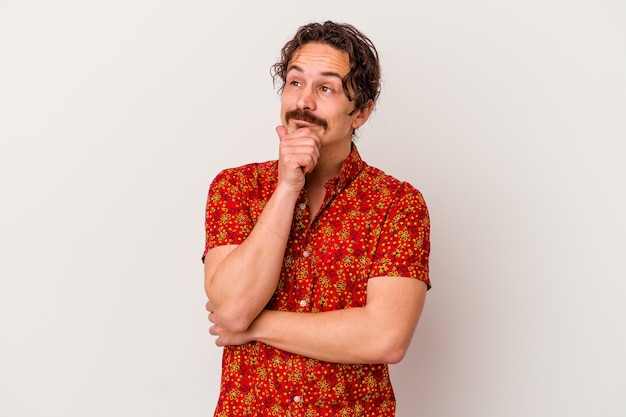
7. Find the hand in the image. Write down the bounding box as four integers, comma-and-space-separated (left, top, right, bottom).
206, 300, 254, 347
275, 125, 321, 192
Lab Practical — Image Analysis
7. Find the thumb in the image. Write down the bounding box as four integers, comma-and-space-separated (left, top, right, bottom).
275, 125, 288, 141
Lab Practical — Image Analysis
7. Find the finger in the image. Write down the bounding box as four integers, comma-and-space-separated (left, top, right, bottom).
297, 152, 319, 175
289, 126, 321, 148
276, 125, 288, 141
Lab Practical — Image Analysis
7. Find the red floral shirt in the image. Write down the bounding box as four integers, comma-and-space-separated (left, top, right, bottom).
203, 145, 430, 417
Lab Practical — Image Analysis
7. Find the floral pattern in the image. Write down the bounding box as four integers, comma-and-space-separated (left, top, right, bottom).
204, 145, 430, 416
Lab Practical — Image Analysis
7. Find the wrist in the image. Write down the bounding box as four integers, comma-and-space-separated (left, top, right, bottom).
274, 181, 303, 198
249, 310, 271, 343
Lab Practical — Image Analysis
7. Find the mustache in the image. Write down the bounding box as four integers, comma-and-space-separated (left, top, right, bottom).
285, 109, 328, 130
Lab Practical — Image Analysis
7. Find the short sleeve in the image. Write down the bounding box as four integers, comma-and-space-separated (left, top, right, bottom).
202, 168, 254, 262
369, 184, 431, 289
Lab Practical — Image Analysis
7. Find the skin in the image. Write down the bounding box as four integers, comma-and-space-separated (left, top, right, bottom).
204, 42, 427, 364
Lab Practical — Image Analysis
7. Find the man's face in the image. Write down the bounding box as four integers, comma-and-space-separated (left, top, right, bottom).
280, 42, 371, 149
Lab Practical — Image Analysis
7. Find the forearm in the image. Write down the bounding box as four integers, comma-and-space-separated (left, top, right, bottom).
250, 308, 392, 364
205, 184, 299, 331
246, 277, 427, 364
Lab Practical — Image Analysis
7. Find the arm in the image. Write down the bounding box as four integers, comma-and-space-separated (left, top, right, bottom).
208, 276, 427, 364
204, 126, 320, 332
203, 186, 299, 332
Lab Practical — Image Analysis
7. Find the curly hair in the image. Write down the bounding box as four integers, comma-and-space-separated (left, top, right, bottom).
271, 21, 381, 114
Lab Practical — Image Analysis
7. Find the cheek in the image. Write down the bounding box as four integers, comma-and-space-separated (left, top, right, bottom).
328, 115, 353, 134
279, 98, 291, 121
280, 94, 297, 113
281, 88, 299, 104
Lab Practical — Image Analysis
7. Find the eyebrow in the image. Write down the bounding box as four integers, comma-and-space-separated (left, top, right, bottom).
286, 65, 344, 81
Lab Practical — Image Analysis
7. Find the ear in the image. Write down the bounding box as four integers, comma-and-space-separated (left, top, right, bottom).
351, 100, 374, 130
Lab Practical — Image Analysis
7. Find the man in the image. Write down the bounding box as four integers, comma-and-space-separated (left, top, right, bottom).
203, 21, 430, 416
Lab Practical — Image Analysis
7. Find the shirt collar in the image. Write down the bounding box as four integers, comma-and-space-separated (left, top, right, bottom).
324, 143, 366, 194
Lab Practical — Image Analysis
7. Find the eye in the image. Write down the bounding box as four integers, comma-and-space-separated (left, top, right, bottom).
289, 80, 302, 87
320, 85, 333, 93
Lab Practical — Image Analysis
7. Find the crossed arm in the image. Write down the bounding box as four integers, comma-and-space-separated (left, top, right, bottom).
203, 183, 428, 365
205, 263, 427, 364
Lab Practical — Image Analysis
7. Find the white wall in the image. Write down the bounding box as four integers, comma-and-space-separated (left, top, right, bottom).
1, 1, 624, 416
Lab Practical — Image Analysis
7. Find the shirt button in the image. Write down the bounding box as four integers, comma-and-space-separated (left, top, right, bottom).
303, 250, 310, 257
299, 299, 307, 307
299, 203, 307, 210
293, 395, 301, 403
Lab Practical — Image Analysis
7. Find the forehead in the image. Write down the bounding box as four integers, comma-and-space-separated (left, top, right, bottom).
287, 42, 350, 78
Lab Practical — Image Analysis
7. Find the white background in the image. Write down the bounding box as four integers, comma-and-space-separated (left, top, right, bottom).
1, 1, 625, 416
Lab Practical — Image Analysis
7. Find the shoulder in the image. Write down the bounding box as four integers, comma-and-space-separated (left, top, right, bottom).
210, 160, 278, 190
359, 163, 427, 206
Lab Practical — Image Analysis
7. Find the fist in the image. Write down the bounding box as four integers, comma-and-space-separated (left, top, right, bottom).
275, 125, 321, 191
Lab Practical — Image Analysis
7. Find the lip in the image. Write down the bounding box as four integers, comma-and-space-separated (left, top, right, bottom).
291, 119, 317, 128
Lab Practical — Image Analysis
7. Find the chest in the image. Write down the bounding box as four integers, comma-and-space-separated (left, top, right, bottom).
273, 187, 390, 312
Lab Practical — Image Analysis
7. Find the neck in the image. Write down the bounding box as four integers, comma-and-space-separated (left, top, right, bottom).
306, 140, 352, 187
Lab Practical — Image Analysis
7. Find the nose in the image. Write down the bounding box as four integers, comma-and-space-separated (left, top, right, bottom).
296, 85, 316, 111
